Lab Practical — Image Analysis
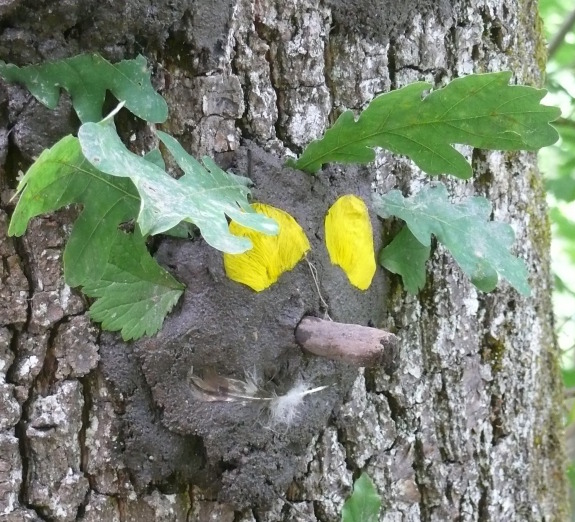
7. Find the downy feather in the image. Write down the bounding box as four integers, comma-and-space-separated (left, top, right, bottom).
269, 381, 328, 426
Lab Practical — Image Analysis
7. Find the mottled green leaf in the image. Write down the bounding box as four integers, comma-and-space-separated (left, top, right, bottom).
0, 54, 168, 123
374, 183, 530, 294
290, 72, 560, 178
144, 148, 166, 169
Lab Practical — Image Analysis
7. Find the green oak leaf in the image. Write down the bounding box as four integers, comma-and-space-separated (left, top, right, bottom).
162, 222, 195, 238
78, 118, 279, 254
380, 226, 431, 294
341, 473, 381, 522
374, 183, 530, 295
82, 229, 184, 340
289, 72, 560, 178
0, 54, 168, 123
144, 148, 166, 169
8, 135, 140, 287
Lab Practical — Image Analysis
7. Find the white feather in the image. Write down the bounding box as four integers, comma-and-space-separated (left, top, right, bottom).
269, 382, 329, 426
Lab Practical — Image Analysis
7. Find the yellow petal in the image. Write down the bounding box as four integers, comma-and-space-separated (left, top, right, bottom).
224, 203, 310, 291
325, 195, 376, 290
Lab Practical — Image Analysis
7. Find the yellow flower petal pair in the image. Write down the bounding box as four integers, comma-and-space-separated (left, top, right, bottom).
223, 196, 376, 291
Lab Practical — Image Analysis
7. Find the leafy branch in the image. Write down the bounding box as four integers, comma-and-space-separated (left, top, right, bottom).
548, 6, 575, 58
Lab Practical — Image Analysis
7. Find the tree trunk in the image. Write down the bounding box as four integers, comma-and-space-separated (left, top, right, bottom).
0, 0, 567, 520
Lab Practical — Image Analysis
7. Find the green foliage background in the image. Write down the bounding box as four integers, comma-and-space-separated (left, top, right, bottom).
539, 0, 575, 514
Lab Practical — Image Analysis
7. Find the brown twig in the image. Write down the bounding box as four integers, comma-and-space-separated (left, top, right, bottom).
295, 316, 399, 368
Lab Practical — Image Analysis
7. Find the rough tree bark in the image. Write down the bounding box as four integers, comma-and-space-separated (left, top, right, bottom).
0, 0, 567, 521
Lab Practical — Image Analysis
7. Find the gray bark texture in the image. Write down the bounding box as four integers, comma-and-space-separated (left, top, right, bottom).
0, 0, 568, 520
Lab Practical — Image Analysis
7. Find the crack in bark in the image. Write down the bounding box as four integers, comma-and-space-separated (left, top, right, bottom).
477, 463, 490, 522
231, 39, 254, 142
10, 325, 61, 516
252, 10, 286, 148
10, 235, 34, 320
413, 436, 432, 520
387, 39, 398, 90
13, 404, 32, 511
76, 375, 94, 518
